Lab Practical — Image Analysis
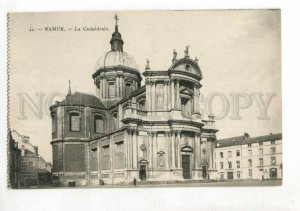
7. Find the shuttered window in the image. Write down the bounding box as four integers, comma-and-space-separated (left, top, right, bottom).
70, 113, 80, 131
108, 81, 116, 98
95, 116, 104, 133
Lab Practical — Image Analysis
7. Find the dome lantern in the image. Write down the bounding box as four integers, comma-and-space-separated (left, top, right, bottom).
110, 14, 124, 52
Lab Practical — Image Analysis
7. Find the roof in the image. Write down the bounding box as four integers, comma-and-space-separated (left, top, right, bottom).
11, 130, 38, 154
216, 133, 282, 148
51, 92, 105, 109
94, 51, 139, 71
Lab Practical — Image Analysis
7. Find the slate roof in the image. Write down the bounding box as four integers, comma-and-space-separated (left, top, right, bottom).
216, 133, 282, 148
51, 92, 105, 109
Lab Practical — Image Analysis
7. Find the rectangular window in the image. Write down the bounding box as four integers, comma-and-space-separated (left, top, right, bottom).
248, 143, 252, 147
248, 149, 252, 156
220, 152, 223, 158
228, 162, 232, 169
108, 81, 116, 98
52, 114, 57, 133
248, 169, 252, 177
248, 159, 252, 167
236, 150, 240, 157
156, 85, 164, 110
259, 148, 263, 155
102, 145, 110, 156
94, 116, 104, 133
270, 147, 276, 154
228, 151, 232, 157
70, 113, 80, 131
220, 162, 223, 169
271, 157, 276, 165
259, 142, 263, 146
28, 162, 33, 170
259, 158, 264, 166
237, 171, 240, 179
236, 161, 240, 168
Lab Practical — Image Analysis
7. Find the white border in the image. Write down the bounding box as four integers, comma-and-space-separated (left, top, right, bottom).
1, 1, 300, 211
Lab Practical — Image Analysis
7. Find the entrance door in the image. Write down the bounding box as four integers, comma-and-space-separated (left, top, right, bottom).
270, 168, 277, 179
227, 172, 234, 180
139, 165, 147, 181
182, 155, 191, 179
202, 166, 207, 179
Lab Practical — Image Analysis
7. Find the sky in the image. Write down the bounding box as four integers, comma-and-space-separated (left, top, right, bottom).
9, 10, 281, 162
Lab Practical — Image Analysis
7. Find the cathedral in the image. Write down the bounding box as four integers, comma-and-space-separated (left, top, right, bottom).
50, 15, 218, 186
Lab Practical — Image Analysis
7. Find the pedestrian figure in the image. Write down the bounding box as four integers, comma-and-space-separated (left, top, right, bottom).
133, 178, 137, 186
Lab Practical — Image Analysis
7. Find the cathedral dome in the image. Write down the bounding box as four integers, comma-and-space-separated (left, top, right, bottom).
94, 51, 139, 71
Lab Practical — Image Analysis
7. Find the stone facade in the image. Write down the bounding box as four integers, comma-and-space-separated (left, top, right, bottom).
50, 16, 218, 186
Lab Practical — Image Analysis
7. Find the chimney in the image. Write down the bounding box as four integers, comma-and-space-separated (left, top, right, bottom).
21, 145, 25, 156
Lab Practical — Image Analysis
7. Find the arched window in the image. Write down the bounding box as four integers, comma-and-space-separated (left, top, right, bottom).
112, 113, 118, 130
69, 112, 80, 131
108, 81, 116, 98
138, 99, 146, 110
125, 82, 132, 96
94, 115, 104, 133
181, 97, 192, 117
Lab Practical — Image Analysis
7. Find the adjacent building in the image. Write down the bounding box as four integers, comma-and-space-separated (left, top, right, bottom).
9, 130, 52, 188
50, 16, 219, 186
215, 133, 282, 180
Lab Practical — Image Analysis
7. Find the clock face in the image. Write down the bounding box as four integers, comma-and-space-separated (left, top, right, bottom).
140, 144, 146, 151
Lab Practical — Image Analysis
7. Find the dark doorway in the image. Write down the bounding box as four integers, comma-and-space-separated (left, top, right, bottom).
139, 165, 147, 181
227, 172, 234, 180
182, 155, 191, 179
270, 168, 277, 179
202, 166, 207, 179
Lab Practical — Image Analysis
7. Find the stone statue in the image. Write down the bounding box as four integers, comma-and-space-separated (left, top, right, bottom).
145, 59, 150, 69
173, 49, 177, 60
184, 45, 190, 58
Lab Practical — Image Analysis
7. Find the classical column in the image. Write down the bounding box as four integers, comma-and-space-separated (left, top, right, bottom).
165, 132, 170, 169
116, 76, 120, 97
146, 80, 151, 111
153, 81, 156, 111
147, 132, 152, 168
103, 78, 107, 98
171, 80, 175, 109
110, 136, 113, 172
175, 80, 181, 110
176, 131, 181, 168
132, 130, 137, 169
171, 131, 176, 168
193, 85, 200, 113
100, 77, 103, 98
127, 130, 132, 169
164, 80, 168, 110
98, 141, 101, 177
153, 132, 157, 169
194, 133, 198, 168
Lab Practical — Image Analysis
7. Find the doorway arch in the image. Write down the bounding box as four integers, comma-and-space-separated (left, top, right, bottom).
138, 159, 148, 181
181, 146, 193, 179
